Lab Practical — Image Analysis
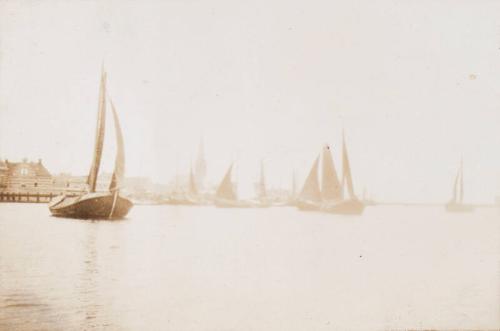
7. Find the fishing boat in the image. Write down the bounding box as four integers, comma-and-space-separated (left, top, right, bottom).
445, 160, 474, 213
322, 133, 364, 215
214, 163, 253, 208
49, 70, 133, 219
297, 133, 364, 214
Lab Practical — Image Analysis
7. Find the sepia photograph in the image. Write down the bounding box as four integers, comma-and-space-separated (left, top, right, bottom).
0, 0, 499, 330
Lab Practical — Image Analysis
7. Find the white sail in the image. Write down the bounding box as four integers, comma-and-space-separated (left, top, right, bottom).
341, 133, 357, 200
299, 156, 321, 202
321, 144, 342, 201
216, 163, 236, 200
87, 70, 107, 192
108, 99, 125, 192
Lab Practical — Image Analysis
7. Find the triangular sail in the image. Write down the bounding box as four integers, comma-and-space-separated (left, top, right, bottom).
108, 99, 125, 192
298, 156, 321, 202
87, 70, 107, 192
341, 133, 357, 200
216, 164, 236, 200
321, 144, 342, 201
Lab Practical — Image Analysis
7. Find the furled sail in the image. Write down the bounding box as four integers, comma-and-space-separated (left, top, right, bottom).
87, 70, 107, 192
188, 166, 198, 196
321, 144, 341, 201
216, 164, 236, 200
258, 160, 267, 198
458, 160, 464, 204
450, 169, 460, 203
299, 156, 321, 202
108, 99, 125, 192
341, 133, 356, 200
195, 138, 207, 189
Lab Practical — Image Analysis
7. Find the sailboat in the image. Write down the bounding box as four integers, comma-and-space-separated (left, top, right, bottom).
297, 134, 364, 214
254, 160, 271, 207
214, 163, 253, 208
49, 70, 133, 219
322, 133, 364, 215
445, 160, 474, 213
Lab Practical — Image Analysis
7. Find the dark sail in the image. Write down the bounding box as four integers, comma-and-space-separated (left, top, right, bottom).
87, 70, 107, 192
108, 99, 125, 192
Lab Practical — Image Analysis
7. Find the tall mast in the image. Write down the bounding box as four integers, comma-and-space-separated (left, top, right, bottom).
321, 144, 341, 201
87, 69, 107, 192
341, 131, 356, 200
458, 159, 464, 204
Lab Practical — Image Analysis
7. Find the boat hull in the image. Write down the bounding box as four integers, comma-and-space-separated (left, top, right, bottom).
214, 198, 255, 208
49, 192, 133, 220
322, 199, 365, 215
445, 203, 475, 213
296, 199, 321, 211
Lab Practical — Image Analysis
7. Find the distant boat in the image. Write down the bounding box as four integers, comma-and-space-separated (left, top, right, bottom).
214, 163, 253, 208
322, 133, 364, 214
253, 160, 271, 207
49, 70, 133, 219
445, 160, 474, 213
297, 133, 364, 214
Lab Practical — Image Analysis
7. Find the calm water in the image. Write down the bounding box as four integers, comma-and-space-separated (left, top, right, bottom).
0, 203, 498, 331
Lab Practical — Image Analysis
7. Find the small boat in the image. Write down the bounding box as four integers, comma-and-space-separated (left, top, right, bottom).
253, 160, 271, 208
49, 69, 133, 219
445, 160, 474, 213
214, 163, 254, 208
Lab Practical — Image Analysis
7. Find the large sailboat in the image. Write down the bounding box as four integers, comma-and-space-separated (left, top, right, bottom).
297, 133, 364, 214
322, 134, 364, 214
445, 160, 474, 213
49, 70, 133, 219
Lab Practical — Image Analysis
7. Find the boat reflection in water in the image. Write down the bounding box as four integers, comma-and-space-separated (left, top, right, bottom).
49, 69, 133, 220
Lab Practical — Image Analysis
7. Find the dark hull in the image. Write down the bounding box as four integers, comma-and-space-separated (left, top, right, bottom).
49, 193, 133, 220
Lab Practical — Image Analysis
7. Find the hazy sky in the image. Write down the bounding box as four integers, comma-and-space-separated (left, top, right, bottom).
0, 0, 499, 202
